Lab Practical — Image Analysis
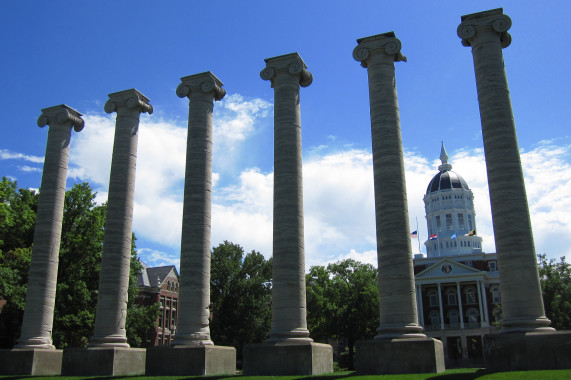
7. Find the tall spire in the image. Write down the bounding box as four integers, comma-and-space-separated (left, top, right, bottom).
438, 141, 452, 172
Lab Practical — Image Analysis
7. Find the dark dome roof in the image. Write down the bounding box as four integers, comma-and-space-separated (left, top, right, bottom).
426, 170, 469, 194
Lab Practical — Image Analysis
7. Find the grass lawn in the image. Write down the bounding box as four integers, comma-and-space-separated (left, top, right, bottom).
3, 368, 571, 379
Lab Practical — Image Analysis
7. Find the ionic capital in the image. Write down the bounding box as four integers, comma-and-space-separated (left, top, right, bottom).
104, 89, 153, 115
176, 71, 226, 101
457, 8, 512, 48
37, 104, 84, 132
353, 32, 407, 68
260, 52, 313, 88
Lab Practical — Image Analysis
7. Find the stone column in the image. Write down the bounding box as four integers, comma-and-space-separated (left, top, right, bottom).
172, 72, 225, 347
457, 8, 551, 333
262, 53, 313, 343
16, 105, 84, 350
90, 89, 153, 347
458, 9, 571, 372
242, 53, 332, 376
353, 32, 424, 339
145, 73, 236, 376
457, 282, 465, 329
61, 90, 151, 377
0, 105, 83, 377
353, 33, 444, 374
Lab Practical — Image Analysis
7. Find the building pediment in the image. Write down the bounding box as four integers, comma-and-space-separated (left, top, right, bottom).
415, 258, 484, 281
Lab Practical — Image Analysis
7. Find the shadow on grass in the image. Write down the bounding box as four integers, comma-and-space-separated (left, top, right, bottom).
428, 368, 492, 379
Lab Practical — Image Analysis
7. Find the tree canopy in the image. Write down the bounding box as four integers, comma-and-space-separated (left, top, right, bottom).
306, 259, 380, 369
538, 254, 571, 330
0, 177, 157, 348
209, 241, 272, 363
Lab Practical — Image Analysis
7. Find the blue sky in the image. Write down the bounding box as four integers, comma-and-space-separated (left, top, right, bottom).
1, 1, 570, 269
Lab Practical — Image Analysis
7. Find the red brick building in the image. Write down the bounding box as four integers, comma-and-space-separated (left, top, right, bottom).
136, 261, 179, 346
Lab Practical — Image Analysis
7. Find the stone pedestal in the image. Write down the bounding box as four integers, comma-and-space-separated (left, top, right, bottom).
243, 342, 333, 376
484, 331, 571, 371
0, 349, 62, 376
61, 347, 145, 376
146, 345, 236, 376
355, 338, 444, 374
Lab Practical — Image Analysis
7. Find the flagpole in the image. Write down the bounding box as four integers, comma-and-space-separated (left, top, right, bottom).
416, 217, 422, 255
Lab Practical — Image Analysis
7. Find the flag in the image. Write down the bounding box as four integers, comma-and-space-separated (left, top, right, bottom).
451, 233, 457, 239
410, 230, 418, 238
429, 234, 438, 240
468, 229, 476, 236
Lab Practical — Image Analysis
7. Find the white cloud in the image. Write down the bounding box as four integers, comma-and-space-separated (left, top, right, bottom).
137, 248, 180, 268
0, 148, 44, 163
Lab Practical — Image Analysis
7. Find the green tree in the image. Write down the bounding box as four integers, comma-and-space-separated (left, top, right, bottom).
538, 254, 571, 330
0, 178, 157, 348
210, 241, 272, 364
0, 177, 38, 347
306, 259, 379, 369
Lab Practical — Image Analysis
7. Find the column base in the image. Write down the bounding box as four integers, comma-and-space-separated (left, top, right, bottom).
243, 341, 333, 376
484, 331, 571, 371
355, 338, 445, 374
0, 349, 62, 376
146, 345, 236, 376
61, 347, 145, 376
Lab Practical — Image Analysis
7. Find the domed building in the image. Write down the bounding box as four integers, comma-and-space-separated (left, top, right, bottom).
413, 143, 501, 368
424, 143, 483, 257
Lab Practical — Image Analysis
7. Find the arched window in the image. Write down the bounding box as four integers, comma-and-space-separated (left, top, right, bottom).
466, 308, 479, 327
464, 286, 477, 304
491, 286, 501, 304
446, 288, 457, 305
428, 289, 439, 307
447, 309, 459, 328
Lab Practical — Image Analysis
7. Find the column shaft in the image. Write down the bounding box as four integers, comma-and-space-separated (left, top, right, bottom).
172, 72, 225, 346
17, 105, 84, 349
458, 8, 551, 332
354, 32, 424, 339
91, 90, 152, 347
261, 53, 313, 342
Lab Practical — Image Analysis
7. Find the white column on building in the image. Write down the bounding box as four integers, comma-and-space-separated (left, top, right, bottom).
417, 285, 424, 326
456, 282, 465, 329
480, 280, 490, 326
437, 283, 444, 330
476, 280, 484, 327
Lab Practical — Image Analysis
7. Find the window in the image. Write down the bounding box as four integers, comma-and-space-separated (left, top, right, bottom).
446, 288, 457, 305
468, 214, 473, 230
466, 308, 479, 327
436, 216, 442, 231
446, 214, 453, 230
428, 290, 439, 307
430, 311, 441, 327
489, 261, 497, 272
458, 214, 465, 230
465, 287, 477, 304
464, 261, 473, 267
448, 310, 459, 327
491, 286, 501, 304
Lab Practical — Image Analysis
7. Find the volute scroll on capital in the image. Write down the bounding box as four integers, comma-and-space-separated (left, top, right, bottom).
260, 52, 313, 88
176, 71, 226, 101
353, 32, 407, 68
37, 104, 85, 132
104, 89, 153, 115
457, 8, 512, 48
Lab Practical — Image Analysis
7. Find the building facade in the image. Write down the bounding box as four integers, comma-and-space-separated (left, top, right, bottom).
136, 261, 180, 347
414, 144, 501, 367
